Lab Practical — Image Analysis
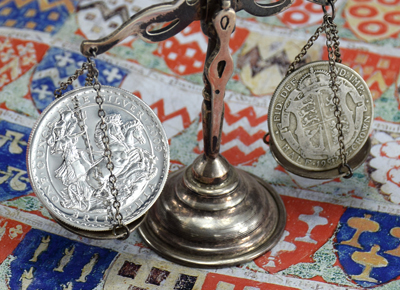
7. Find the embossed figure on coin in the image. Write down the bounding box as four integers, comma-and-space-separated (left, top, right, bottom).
269, 62, 373, 173
88, 114, 157, 205
283, 68, 355, 159
47, 110, 91, 210
47, 110, 157, 213
28, 86, 169, 232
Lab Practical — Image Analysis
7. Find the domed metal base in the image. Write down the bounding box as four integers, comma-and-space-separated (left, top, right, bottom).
138, 155, 286, 267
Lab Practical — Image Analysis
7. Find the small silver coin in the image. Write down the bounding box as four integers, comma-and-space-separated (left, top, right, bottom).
268, 61, 373, 176
27, 86, 169, 231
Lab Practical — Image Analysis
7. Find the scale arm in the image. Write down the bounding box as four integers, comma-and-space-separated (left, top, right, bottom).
235, 0, 294, 17
81, 0, 202, 57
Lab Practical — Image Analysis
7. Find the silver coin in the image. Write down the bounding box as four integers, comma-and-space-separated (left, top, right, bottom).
27, 86, 169, 231
268, 61, 373, 174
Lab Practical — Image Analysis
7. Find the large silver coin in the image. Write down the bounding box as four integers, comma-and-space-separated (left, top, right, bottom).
268, 61, 373, 176
27, 86, 169, 231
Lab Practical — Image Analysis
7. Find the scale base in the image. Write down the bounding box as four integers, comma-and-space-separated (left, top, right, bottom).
139, 155, 286, 267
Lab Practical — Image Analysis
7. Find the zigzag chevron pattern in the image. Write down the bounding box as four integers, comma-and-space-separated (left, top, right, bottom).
197, 130, 267, 164
196, 102, 268, 166
224, 104, 268, 127
77, 1, 129, 22
133, 91, 193, 139
120, 70, 203, 139
150, 99, 192, 130
221, 127, 266, 148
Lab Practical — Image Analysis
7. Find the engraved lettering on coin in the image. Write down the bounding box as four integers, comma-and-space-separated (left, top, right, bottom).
27, 86, 169, 231
269, 61, 373, 172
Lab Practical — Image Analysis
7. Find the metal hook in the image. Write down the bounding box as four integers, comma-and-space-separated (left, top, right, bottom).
263, 133, 270, 145
339, 163, 353, 179
89, 47, 97, 57
321, 0, 335, 20
86, 47, 97, 66
113, 224, 131, 240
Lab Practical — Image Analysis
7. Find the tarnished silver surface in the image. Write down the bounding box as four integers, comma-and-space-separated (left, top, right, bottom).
269, 61, 373, 176
139, 161, 286, 267
27, 86, 169, 231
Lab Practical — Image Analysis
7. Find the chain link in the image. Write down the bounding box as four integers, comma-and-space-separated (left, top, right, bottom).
286, 25, 324, 76
285, 1, 352, 178
87, 56, 130, 239
52, 49, 130, 239
324, 15, 352, 178
54, 62, 89, 99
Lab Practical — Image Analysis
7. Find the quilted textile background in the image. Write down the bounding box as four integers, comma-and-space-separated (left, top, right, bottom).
0, 0, 400, 289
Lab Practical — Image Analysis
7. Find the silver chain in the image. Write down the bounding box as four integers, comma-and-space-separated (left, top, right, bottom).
286, 24, 324, 76
324, 15, 352, 178
54, 62, 89, 99
53, 51, 131, 239
285, 1, 353, 178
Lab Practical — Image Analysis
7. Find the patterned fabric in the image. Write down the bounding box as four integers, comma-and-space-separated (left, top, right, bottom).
0, 0, 400, 289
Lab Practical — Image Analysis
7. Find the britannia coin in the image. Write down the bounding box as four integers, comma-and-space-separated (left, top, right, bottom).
268, 61, 373, 178
27, 86, 169, 231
